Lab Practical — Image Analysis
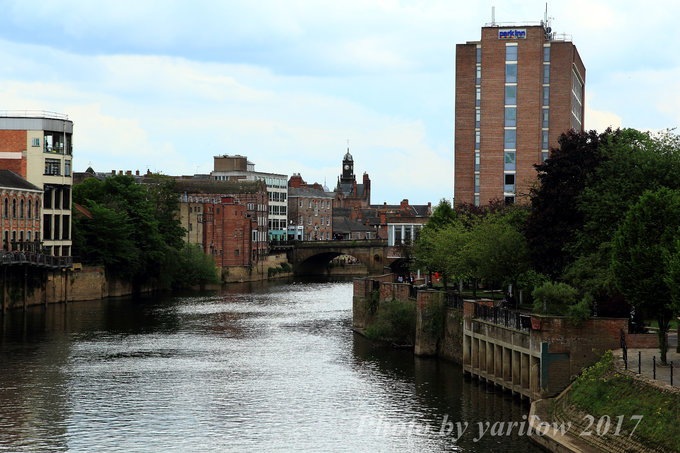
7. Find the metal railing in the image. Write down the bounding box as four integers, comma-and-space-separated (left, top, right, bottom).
0, 252, 72, 268
473, 303, 531, 332
0, 110, 69, 120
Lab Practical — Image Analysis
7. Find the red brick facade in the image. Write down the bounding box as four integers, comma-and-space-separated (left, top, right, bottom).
203, 197, 253, 267
0, 130, 28, 176
0, 190, 41, 251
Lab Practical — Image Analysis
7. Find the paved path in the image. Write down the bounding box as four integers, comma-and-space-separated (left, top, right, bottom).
615, 332, 680, 388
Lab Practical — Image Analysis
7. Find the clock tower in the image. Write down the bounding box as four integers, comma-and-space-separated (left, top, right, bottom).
341, 148, 354, 185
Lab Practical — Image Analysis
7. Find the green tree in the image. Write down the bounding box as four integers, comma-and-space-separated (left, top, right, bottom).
611, 187, 680, 364
426, 198, 456, 230
525, 129, 612, 277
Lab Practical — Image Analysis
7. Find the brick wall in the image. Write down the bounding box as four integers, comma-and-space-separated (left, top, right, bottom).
0, 130, 28, 177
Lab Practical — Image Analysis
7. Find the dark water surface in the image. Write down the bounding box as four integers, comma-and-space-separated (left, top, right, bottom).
0, 280, 544, 452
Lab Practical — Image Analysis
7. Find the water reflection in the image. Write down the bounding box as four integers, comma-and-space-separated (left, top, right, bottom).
0, 281, 543, 452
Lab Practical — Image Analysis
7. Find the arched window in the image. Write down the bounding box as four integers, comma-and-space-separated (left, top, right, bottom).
35, 200, 39, 219
19, 231, 23, 243
27, 199, 32, 219
27, 231, 31, 242
3, 198, 7, 218
11, 199, 16, 218
20, 199, 24, 219
2, 231, 7, 250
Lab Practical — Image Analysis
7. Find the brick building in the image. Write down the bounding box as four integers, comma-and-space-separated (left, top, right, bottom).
211, 155, 288, 241
0, 112, 74, 256
176, 180, 268, 266
287, 186, 334, 241
454, 20, 585, 206
334, 149, 371, 209
0, 170, 42, 251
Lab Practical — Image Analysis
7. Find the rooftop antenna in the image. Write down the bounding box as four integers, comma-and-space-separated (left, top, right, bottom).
491, 6, 496, 26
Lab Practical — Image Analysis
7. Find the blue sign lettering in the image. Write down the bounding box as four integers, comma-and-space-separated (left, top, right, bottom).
498, 29, 526, 39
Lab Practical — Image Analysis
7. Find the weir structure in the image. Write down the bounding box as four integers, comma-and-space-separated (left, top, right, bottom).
353, 275, 634, 401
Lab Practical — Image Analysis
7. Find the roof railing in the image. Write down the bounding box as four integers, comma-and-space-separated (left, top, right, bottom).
0, 110, 69, 120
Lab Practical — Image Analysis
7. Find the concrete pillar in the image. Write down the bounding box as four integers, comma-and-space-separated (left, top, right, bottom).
530, 355, 540, 394
503, 347, 512, 382
472, 338, 479, 370
495, 344, 503, 377
486, 341, 494, 376
512, 350, 521, 386
521, 353, 530, 390
463, 334, 471, 365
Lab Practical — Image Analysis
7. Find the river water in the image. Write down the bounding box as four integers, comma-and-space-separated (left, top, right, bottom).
0, 280, 544, 452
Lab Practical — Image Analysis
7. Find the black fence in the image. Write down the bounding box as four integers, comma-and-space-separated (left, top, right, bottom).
444, 291, 463, 310
473, 303, 531, 332
0, 252, 72, 268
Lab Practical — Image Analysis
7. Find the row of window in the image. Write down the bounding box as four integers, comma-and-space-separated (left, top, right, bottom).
268, 205, 287, 215
474, 45, 482, 206
504, 43, 518, 199
268, 191, 287, 202
300, 215, 331, 227
44, 158, 71, 177
298, 199, 332, 210
3, 197, 40, 220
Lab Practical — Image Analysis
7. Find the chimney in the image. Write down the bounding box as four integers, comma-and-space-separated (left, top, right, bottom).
111, 170, 116, 175
126, 170, 132, 176
136, 170, 140, 176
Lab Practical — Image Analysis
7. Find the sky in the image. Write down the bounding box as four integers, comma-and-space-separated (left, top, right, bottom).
1, 0, 679, 205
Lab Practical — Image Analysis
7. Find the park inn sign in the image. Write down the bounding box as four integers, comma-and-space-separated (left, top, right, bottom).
498, 29, 526, 39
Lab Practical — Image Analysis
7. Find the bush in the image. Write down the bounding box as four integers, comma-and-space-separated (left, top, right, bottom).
567, 294, 593, 327
365, 299, 416, 345
532, 281, 578, 315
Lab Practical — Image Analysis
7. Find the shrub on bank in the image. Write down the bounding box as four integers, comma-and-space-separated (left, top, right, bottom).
364, 299, 416, 346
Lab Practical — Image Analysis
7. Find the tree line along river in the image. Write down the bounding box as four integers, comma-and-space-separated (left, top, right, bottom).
0, 279, 543, 452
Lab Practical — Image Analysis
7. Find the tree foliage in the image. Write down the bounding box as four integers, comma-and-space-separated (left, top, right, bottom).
72, 175, 216, 290
611, 187, 680, 364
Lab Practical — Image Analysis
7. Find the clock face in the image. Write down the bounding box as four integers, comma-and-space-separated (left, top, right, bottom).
344, 164, 350, 170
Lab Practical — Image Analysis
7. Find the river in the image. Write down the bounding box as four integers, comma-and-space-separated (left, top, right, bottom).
0, 280, 544, 452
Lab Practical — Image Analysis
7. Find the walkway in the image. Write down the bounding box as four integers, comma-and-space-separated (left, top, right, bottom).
615, 332, 680, 388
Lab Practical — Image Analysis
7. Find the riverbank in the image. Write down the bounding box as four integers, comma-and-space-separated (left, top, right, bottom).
528, 350, 680, 452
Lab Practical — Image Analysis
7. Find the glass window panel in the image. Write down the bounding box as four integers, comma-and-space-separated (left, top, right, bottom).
505, 85, 517, 105
475, 130, 480, 150
543, 46, 550, 62
476, 87, 481, 106
542, 109, 549, 128
542, 130, 549, 149
542, 151, 549, 162
504, 174, 515, 193
504, 152, 516, 171
475, 109, 480, 128
506, 45, 517, 61
474, 174, 480, 193
543, 64, 550, 84
476, 47, 481, 64
543, 86, 549, 106
505, 63, 517, 83
474, 194, 480, 206
505, 107, 516, 127
475, 152, 480, 171
504, 129, 516, 149
476, 66, 481, 84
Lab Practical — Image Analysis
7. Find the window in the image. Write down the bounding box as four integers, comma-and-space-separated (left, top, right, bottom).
543, 45, 551, 62
475, 130, 480, 150
3, 198, 7, 218
542, 108, 549, 128
504, 107, 516, 127
505, 85, 517, 105
32, 137, 40, 147
474, 194, 480, 207
504, 152, 516, 171
27, 231, 31, 242
62, 188, 70, 209
475, 109, 480, 128
543, 64, 550, 84
476, 46, 481, 64
504, 174, 515, 192
505, 45, 517, 61
308, 216, 312, 225
505, 63, 517, 83
476, 66, 481, 84
308, 200, 312, 208
326, 216, 330, 226
475, 87, 481, 106
504, 196, 515, 206
11, 199, 16, 218
474, 174, 480, 193
44, 159, 60, 176
64, 160, 71, 177
474, 152, 480, 171
504, 129, 516, 149
543, 86, 550, 106
542, 130, 549, 149
19, 199, 24, 218
542, 151, 549, 162
35, 200, 39, 218
27, 200, 32, 218
235, 249, 239, 257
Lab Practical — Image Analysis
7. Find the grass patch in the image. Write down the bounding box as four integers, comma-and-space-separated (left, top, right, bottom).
364, 299, 416, 346
569, 351, 680, 451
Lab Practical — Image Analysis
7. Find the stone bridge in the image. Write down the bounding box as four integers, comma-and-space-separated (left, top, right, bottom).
272, 240, 391, 275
